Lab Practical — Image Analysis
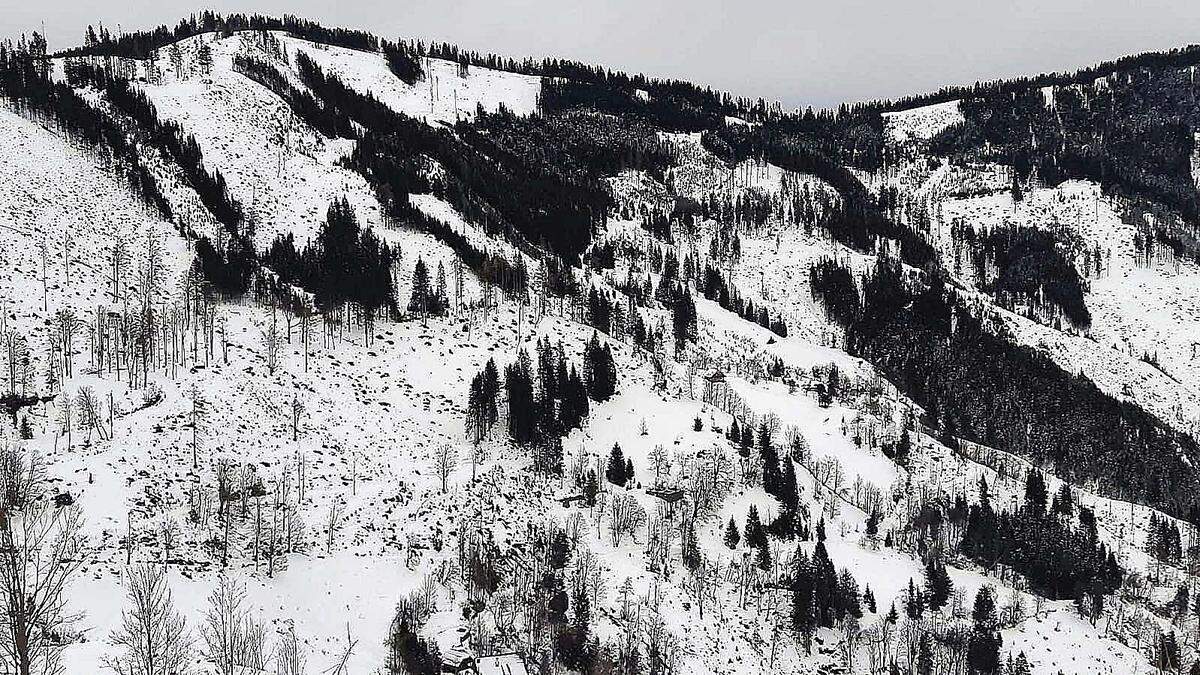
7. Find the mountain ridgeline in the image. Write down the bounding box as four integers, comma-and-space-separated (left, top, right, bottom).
3, 12, 1200, 529
8, 10, 1200, 673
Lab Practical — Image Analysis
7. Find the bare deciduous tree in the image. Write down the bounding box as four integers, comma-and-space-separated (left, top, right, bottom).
187, 384, 207, 469
261, 309, 281, 376
608, 493, 646, 546
289, 395, 304, 442
75, 386, 109, 442
0, 446, 85, 675
105, 564, 192, 675
200, 576, 268, 675
274, 623, 304, 675
159, 517, 178, 571
433, 444, 457, 493
53, 308, 83, 380
325, 499, 344, 554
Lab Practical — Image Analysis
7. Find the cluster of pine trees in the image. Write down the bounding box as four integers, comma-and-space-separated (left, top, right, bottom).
948, 222, 1091, 328
791, 528, 866, 653
959, 473, 1122, 602
474, 107, 674, 182
482, 335, 614, 473
701, 265, 788, 337
810, 255, 1200, 524
405, 257, 450, 319
0, 35, 173, 224
382, 40, 422, 85
264, 198, 397, 317
604, 443, 634, 488
1147, 511, 1184, 565
583, 333, 618, 402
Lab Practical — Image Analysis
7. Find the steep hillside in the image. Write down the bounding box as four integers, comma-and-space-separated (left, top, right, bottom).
0, 13, 1198, 675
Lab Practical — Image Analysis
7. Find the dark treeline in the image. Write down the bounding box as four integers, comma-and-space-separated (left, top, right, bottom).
703, 123, 937, 268
289, 51, 604, 261
69, 63, 245, 228
263, 197, 397, 316
864, 43, 1200, 119
539, 78, 726, 132
701, 265, 788, 337
0, 36, 172, 222
63, 61, 256, 294
959, 473, 1122, 603
382, 42, 423, 85
265, 52, 529, 294
230, 55, 354, 139
56, 12, 381, 59
930, 65, 1200, 250
953, 223, 1091, 329
51, 11, 772, 127
47, 11, 1200, 210
810, 256, 1200, 523
394, 201, 529, 297
473, 109, 674, 182
761, 43, 1200, 178
808, 260, 860, 328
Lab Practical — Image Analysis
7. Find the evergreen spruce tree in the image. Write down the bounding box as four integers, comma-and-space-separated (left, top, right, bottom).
778, 457, 798, 507
605, 443, 627, 487
1023, 469, 1047, 518
408, 257, 431, 318
968, 586, 1002, 675
837, 569, 862, 618
791, 549, 817, 654
435, 260, 448, 313
760, 422, 781, 496
745, 505, 765, 551
723, 517, 740, 549
904, 579, 926, 620
754, 537, 771, 571
925, 558, 953, 612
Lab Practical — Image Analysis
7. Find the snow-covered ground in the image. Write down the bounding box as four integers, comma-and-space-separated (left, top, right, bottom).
882, 99, 963, 145
283, 36, 541, 125
1, 29, 1195, 675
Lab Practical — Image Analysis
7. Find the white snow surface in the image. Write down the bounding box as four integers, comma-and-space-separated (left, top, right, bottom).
882, 99, 963, 144
0, 29, 1193, 675
283, 36, 542, 125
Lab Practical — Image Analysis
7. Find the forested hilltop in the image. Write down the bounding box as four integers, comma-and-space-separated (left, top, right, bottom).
0, 12, 1199, 674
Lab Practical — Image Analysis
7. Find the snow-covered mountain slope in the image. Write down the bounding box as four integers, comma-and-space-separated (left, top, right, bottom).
2, 19, 1200, 675
878, 157, 1200, 435
100, 32, 383, 249
283, 36, 541, 125
0, 103, 192, 351
882, 99, 963, 145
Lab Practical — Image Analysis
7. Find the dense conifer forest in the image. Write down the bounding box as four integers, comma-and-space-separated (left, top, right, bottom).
810, 256, 1200, 522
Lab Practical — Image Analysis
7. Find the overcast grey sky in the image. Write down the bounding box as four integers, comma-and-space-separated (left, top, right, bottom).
4, 0, 1200, 108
